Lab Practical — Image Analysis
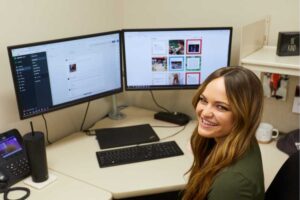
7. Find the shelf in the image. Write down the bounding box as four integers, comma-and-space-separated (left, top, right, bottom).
241, 46, 300, 76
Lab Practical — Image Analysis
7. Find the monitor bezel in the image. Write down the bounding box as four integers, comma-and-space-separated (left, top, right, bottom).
122, 27, 232, 91
7, 30, 123, 119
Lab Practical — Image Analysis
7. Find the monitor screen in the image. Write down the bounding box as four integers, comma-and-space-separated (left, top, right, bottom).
0, 136, 23, 159
123, 27, 232, 90
8, 31, 123, 119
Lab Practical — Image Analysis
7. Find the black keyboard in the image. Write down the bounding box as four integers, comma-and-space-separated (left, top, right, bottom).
96, 141, 184, 168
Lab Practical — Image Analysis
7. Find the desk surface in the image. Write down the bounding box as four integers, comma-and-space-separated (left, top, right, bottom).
46, 106, 288, 199
0, 170, 112, 200
47, 107, 195, 199
259, 140, 288, 190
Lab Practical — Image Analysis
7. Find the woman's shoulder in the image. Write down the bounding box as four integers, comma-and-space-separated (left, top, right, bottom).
225, 142, 264, 183
208, 143, 265, 200
230, 142, 263, 175
208, 169, 264, 200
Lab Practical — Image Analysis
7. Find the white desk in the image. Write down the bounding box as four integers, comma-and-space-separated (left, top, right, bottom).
0, 170, 112, 200
47, 107, 195, 199
259, 141, 289, 190
241, 46, 300, 76
46, 106, 288, 199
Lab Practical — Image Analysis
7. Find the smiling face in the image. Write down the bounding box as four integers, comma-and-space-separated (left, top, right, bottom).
196, 77, 234, 140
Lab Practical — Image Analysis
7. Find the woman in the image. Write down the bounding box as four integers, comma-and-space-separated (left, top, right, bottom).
183, 66, 265, 200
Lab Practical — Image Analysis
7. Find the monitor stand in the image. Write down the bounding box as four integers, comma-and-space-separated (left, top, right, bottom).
108, 94, 126, 120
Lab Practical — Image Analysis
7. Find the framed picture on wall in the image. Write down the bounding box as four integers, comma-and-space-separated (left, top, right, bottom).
261, 72, 289, 101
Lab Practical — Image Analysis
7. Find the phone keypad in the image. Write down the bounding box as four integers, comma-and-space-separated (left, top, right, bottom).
5, 157, 30, 177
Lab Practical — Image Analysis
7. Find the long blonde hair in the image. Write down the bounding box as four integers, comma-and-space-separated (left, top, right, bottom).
183, 66, 264, 200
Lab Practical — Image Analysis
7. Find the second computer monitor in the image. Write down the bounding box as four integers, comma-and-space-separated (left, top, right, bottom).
123, 27, 232, 90
8, 31, 123, 119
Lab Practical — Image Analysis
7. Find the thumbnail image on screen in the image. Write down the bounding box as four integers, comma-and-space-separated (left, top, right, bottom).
123, 27, 232, 90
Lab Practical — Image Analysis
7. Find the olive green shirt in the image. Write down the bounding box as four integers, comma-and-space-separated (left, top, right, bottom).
208, 142, 265, 200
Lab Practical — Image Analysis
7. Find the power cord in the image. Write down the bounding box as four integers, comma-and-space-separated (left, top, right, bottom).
150, 90, 170, 113
83, 124, 186, 139
153, 125, 187, 141
82, 104, 128, 136
83, 129, 96, 136
80, 101, 90, 131
3, 187, 30, 200
42, 114, 52, 145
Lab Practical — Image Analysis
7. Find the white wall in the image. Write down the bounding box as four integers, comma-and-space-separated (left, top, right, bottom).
122, 0, 299, 64
121, 0, 300, 132
0, 0, 299, 141
0, 0, 124, 140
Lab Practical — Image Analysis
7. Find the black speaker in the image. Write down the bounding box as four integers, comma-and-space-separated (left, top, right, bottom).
276, 32, 300, 56
23, 132, 49, 183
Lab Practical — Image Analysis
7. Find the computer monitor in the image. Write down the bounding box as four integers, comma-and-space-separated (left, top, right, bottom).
122, 27, 232, 124
7, 31, 123, 120
123, 27, 232, 90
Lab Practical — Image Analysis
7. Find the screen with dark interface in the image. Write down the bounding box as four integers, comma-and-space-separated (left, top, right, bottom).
123, 27, 232, 90
8, 31, 123, 119
0, 136, 22, 159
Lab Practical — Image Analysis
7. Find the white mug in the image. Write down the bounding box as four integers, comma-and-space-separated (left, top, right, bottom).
255, 123, 279, 143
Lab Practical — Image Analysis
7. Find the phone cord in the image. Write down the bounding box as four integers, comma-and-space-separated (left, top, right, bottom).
4, 187, 30, 200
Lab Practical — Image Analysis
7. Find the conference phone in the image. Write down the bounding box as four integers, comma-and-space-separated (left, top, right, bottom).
0, 129, 30, 192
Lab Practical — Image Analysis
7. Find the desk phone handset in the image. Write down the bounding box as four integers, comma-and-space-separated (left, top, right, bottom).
0, 129, 30, 193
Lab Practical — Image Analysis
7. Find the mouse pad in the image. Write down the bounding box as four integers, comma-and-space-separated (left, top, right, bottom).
95, 124, 159, 149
